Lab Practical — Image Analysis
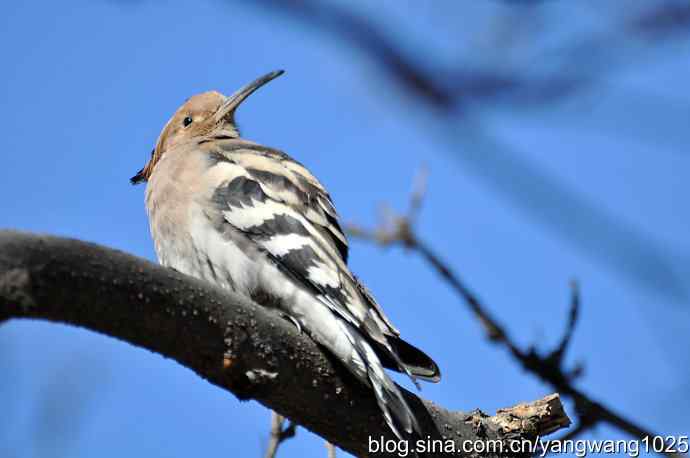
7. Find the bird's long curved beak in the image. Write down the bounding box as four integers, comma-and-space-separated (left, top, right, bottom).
215, 70, 285, 122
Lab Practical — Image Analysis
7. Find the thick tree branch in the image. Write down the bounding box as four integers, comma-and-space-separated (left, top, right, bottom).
0, 230, 569, 457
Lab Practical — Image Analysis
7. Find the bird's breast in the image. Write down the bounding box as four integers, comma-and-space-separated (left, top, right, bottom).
143, 144, 268, 295
144, 148, 205, 273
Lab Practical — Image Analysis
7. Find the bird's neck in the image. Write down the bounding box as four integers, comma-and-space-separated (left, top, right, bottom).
209, 125, 240, 139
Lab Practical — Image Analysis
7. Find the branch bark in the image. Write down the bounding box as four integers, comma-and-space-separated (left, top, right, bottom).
0, 230, 570, 457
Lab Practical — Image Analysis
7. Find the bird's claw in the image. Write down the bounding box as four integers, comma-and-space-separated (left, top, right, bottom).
281, 312, 302, 334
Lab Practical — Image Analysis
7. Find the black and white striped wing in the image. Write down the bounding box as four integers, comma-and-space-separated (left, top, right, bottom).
204, 140, 440, 384
219, 142, 348, 262
207, 141, 398, 341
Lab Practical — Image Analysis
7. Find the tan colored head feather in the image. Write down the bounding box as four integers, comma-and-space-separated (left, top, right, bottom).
131, 70, 284, 184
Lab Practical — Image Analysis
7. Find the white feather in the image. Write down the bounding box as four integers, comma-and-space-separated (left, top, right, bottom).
307, 261, 340, 288
263, 233, 310, 256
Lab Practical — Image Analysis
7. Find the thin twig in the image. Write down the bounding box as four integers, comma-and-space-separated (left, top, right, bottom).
246, 0, 689, 302
408, 165, 428, 223
545, 281, 580, 369
346, 177, 682, 457
264, 412, 297, 458
325, 441, 336, 458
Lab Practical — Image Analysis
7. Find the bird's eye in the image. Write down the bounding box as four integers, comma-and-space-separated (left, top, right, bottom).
183, 116, 193, 127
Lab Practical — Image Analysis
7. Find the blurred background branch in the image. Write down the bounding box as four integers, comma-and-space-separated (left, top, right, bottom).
244, 0, 690, 302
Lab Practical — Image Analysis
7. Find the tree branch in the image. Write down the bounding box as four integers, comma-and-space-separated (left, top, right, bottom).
325, 441, 336, 458
346, 184, 682, 457
264, 412, 296, 458
0, 230, 569, 457
243, 0, 689, 303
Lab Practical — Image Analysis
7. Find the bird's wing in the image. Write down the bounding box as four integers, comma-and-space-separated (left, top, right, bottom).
216, 141, 349, 262
206, 140, 403, 344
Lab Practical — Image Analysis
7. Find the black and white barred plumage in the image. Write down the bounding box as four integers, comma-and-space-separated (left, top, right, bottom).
132, 71, 440, 439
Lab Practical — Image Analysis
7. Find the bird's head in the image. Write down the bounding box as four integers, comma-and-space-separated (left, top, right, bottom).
131, 70, 284, 184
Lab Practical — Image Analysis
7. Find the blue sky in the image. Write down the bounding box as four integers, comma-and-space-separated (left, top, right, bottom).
1, 1, 688, 457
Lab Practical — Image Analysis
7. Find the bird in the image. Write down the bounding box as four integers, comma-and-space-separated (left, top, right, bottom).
131, 70, 440, 439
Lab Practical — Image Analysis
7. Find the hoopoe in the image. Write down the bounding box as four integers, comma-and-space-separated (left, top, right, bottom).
131, 70, 440, 439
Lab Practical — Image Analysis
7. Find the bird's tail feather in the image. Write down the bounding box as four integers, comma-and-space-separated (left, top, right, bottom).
339, 322, 421, 440
378, 336, 441, 383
